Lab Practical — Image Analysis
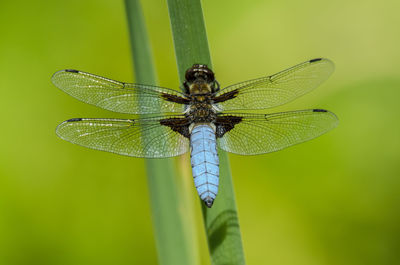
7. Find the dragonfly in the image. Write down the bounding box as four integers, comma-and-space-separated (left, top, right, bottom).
53, 58, 338, 208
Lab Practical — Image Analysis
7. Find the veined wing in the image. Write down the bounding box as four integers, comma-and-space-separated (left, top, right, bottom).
52, 70, 189, 114
216, 109, 338, 155
56, 116, 190, 158
214, 58, 334, 111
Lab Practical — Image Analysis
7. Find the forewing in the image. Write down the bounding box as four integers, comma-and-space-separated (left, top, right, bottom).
52, 70, 188, 114
56, 116, 189, 158
214, 58, 334, 111
216, 109, 338, 155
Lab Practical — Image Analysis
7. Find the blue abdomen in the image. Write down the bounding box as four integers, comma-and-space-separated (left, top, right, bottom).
190, 124, 219, 207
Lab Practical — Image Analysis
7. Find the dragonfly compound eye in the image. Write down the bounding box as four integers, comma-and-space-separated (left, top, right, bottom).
185, 64, 215, 83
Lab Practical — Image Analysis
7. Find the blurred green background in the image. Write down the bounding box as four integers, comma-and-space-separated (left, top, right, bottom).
1, 0, 399, 264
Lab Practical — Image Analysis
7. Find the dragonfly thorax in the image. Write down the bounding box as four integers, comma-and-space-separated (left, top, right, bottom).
187, 102, 217, 124
188, 82, 213, 94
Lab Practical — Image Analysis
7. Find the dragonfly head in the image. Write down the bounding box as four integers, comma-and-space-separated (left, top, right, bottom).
184, 64, 218, 94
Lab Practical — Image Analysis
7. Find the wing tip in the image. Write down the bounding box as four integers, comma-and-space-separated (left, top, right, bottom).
52, 69, 80, 77
65, 69, 79, 73
312, 109, 339, 128
312, 108, 327, 112
309, 57, 335, 69
308, 58, 335, 82
309, 58, 323, 63
55, 118, 83, 137
51, 69, 81, 86
66, 118, 83, 122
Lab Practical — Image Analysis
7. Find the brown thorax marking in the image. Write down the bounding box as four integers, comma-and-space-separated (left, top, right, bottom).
189, 82, 213, 95
187, 101, 216, 123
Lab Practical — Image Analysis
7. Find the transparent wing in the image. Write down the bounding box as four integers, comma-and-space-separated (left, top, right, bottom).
214, 58, 334, 111
217, 109, 338, 155
56, 116, 189, 158
52, 70, 188, 114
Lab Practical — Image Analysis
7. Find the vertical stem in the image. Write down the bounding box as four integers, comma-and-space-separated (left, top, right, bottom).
166, 0, 246, 264
125, 1, 197, 265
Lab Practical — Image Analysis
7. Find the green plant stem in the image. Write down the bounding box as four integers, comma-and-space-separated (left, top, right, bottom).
125, 1, 196, 265
166, 0, 246, 264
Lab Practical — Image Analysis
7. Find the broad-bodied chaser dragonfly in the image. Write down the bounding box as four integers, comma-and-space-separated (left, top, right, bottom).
53, 58, 338, 207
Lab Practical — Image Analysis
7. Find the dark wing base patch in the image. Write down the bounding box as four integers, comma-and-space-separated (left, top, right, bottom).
215, 115, 243, 138
161, 93, 191, 104
160, 117, 191, 138
212, 89, 239, 103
